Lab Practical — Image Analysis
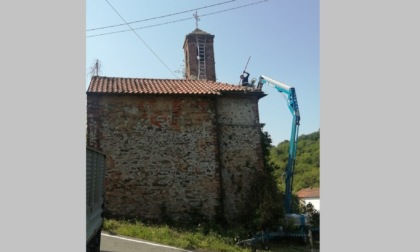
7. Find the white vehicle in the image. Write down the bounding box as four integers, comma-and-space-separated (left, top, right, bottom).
86, 147, 106, 252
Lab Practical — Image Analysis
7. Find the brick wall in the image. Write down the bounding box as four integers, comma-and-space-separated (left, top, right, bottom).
87, 93, 263, 222
183, 32, 216, 81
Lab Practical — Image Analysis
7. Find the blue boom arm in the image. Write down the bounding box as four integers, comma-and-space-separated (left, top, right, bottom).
258, 75, 300, 214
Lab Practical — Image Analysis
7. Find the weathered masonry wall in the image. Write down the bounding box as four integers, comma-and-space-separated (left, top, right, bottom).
216, 95, 264, 221
87, 93, 264, 222
87, 95, 222, 221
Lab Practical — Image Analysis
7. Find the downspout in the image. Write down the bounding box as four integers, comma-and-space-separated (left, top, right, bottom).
213, 96, 226, 223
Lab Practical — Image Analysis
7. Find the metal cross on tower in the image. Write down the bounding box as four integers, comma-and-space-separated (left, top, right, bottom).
193, 10, 200, 29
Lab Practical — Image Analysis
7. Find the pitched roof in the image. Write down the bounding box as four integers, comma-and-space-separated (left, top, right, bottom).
188, 28, 212, 35
87, 76, 263, 96
296, 188, 320, 198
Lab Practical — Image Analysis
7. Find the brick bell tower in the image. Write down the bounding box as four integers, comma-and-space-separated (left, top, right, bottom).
183, 28, 216, 81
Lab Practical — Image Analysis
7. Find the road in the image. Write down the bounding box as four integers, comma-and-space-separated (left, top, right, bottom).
100, 232, 192, 252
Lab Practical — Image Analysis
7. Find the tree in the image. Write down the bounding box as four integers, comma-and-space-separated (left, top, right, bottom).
269, 130, 320, 193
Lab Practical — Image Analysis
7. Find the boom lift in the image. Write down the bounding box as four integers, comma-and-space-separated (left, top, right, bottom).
237, 75, 311, 250
258, 75, 300, 214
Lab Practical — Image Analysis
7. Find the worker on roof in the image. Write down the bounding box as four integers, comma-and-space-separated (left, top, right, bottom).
240, 71, 250, 86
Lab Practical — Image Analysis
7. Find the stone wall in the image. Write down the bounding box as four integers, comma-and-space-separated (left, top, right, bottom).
87, 93, 264, 222
216, 95, 264, 221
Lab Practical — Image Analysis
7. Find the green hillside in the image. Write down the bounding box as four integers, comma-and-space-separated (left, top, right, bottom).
268, 130, 320, 193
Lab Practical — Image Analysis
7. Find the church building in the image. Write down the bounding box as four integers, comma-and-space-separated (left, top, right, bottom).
86, 28, 267, 223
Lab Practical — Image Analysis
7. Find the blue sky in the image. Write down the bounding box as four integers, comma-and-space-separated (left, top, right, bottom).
86, 0, 319, 146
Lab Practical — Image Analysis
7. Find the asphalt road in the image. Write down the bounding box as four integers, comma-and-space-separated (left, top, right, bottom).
100, 232, 192, 252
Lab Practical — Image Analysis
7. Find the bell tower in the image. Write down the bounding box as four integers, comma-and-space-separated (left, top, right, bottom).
183, 28, 216, 81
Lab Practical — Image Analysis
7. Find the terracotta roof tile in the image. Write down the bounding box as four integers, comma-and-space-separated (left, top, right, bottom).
296, 188, 320, 198
87, 76, 260, 96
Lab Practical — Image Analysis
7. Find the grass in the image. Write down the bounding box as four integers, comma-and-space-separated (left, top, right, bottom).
102, 218, 318, 252
103, 218, 248, 252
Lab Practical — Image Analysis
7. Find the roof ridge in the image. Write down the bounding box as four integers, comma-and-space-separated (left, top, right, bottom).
91, 76, 239, 85
87, 76, 265, 96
